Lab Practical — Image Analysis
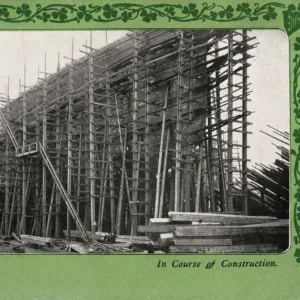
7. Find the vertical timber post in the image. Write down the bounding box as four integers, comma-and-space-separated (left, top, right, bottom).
227, 31, 234, 212
214, 42, 227, 212
55, 54, 61, 238
105, 31, 116, 234
67, 41, 74, 240
242, 29, 248, 213
21, 64, 27, 234
144, 32, 151, 225
131, 32, 139, 235
89, 33, 96, 236
174, 31, 183, 212
42, 55, 48, 236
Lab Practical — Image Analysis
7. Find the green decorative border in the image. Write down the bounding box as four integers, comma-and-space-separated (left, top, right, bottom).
0, 2, 288, 24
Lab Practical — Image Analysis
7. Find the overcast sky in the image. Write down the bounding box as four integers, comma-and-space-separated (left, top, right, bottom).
0, 30, 289, 167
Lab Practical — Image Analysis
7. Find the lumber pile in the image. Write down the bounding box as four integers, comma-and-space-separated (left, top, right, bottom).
151, 212, 289, 253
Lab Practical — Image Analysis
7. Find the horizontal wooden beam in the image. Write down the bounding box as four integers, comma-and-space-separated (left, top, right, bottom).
173, 238, 232, 246
150, 218, 192, 225
174, 224, 288, 237
138, 224, 192, 233
169, 244, 282, 253
168, 212, 278, 225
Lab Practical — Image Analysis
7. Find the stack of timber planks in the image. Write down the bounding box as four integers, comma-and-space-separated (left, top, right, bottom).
141, 212, 289, 253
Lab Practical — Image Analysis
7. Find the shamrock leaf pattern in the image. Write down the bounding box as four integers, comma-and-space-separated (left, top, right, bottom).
16, 3, 32, 17
77, 5, 93, 22
0, 2, 286, 24
218, 5, 234, 19
263, 5, 277, 20
0, 7, 9, 18
51, 8, 68, 22
121, 11, 132, 23
103, 4, 118, 19
140, 9, 157, 23
236, 3, 252, 15
36, 12, 51, 22
182, 3, 199, 17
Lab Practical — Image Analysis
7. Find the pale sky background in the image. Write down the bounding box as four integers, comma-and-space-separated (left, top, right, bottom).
0, 30, 289, 168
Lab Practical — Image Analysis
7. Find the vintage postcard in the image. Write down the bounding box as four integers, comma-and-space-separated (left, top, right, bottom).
0, 0, 296, 299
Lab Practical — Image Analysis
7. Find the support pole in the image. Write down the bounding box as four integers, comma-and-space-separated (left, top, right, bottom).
131, 33, 139, 235
115, 95, 128, 234
174, 31, 184, 212
67, 42, 74, 240
144, 32, 151, 225
195, 143, 204, 212
88, 33, 96, 236
55, 54, 61, 238
105, 31, 116, 234
214, 43, 227, 212
154, 89, 168, 218
159, 126, 170, 217
242, 29, 248, 214
227, 31, 234, 212
42, 54, 48, 237
21, 64, 27, 234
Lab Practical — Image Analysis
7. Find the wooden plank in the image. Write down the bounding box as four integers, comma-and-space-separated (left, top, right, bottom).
20, 234, 53, 246
206, 244, 282, 253
173, 238, 232, 246
138, 224, 192, 233
150, 218, 170, 224
114, 235, 150, 241
169, 244, 282, 253
169, 212, 278, 225
150, 218, 192, 225
243, 219, 288, 227
174, 224, 288, 237
115, 238, 150, 245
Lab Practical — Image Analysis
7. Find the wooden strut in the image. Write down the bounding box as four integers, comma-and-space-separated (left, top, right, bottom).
88, 34, 96, 236
154, 87, 169, 218
159, 126, 170, 218
130, 33, 139, 236
39, 142, 89, 241
227, 31, 234, 212
214, 42, 227, 211
242, 29, 248, 213
174, 31, 184, 212
67, 41, 74, 240
115, 94, 129, 234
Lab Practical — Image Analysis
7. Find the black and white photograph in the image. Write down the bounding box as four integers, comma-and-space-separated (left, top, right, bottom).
0, 29, 289, 253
